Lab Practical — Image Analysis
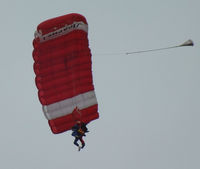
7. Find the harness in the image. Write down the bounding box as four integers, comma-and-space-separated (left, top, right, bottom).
78, 128, 85, 135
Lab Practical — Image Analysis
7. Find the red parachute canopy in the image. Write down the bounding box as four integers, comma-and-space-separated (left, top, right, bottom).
32, 13, 99, 134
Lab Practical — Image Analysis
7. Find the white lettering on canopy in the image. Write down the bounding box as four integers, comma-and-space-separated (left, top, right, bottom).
34, 21, 88, 42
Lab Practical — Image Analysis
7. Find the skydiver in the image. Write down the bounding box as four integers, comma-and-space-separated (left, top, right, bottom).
71, 121, 89, 151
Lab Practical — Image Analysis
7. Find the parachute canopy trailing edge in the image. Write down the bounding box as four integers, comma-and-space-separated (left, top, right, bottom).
32, 13, 99, 134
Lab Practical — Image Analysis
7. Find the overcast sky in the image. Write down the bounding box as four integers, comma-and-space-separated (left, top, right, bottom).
0, 0, 199, 169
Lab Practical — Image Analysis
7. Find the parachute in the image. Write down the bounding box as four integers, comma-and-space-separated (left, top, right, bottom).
32, 13, 99, 134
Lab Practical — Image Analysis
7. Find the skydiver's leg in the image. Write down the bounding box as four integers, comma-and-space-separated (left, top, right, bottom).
79, 137, 85, 148
73, 137, 79, 147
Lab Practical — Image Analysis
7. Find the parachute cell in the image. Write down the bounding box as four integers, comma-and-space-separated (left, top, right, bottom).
32, 13, 99, 134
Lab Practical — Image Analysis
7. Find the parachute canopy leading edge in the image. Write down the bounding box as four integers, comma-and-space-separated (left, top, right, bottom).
32, 13, 99, 134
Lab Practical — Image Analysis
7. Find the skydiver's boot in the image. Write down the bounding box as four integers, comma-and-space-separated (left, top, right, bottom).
81, 142, 85, 149
78, 146, 81, 151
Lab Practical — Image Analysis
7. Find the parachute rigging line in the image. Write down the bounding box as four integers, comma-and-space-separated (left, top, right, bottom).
95, 39, 194, 56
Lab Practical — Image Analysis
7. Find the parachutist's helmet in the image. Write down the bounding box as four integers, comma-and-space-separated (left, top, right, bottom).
76, 121, 81, 124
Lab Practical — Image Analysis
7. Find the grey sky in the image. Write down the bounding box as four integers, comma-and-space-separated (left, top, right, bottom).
0, 0, 199, 169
